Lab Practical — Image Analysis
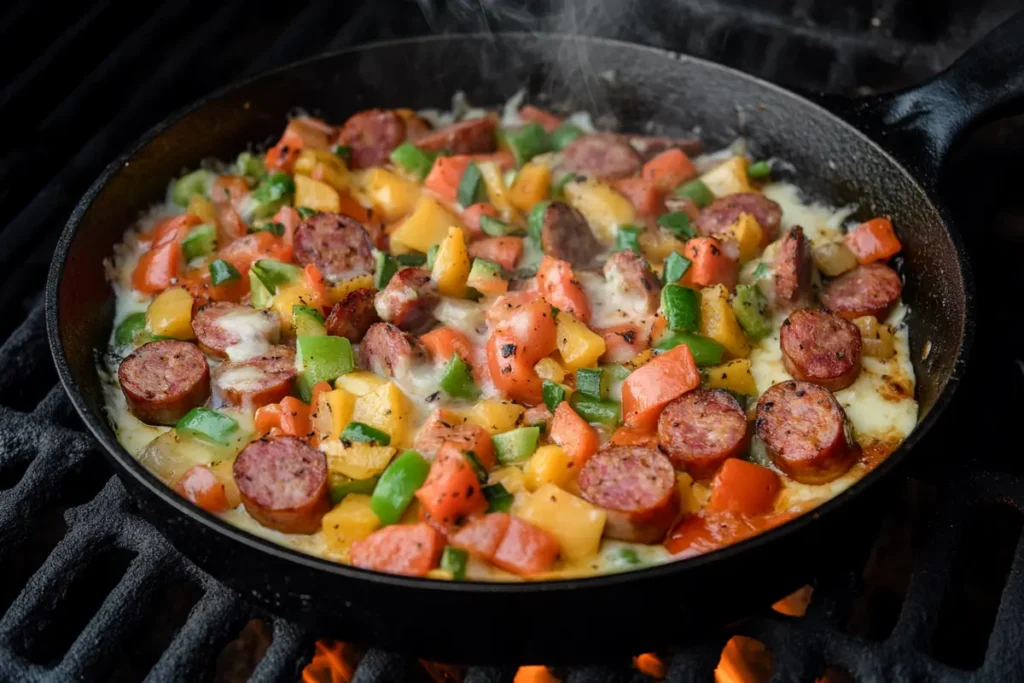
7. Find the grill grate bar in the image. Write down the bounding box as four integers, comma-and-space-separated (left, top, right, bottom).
980, 529, 1024, 676
351, 649, 416, 682
247, 620, 310, 683
463, 666, 516, 683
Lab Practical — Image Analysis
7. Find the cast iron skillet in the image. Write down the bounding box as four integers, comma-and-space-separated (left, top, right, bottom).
47, 14, 1023, 663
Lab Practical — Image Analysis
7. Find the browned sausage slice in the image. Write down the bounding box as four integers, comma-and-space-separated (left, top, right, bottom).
336, 109, 406, 169
773, 226, 811, 307
561, 134, 643, 180
539, 201, 602, 269
213, 345, 296, 408
233, 436, 330, 534
603, 250, 661, 315
293, 212, 375, 283
664, 195, 701, 221
325, 288, 379, 342
374, 267, 439, 333
695, 193, 783, 244
626, 134, 703, 160
780, 309, 862, 391
755, 380, 860, 484
118, 340, 211, 426
657, 389, 750, 479
578, 445, 679, 543
358, 322, 428, 377
820, 263, 903, 320
413, 116, 497, 155
191, 302, 280, 360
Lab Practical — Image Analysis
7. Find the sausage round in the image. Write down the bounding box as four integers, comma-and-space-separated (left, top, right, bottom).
603, 250, 661, 315
780, 309, 862, 391
540, 201, 602, 269
213, 345, 296, 408
191, 302, 279, 359
578, 445, 679, 543
664, 195, 701, 222
820, 263, 903, 320
413, 116, 497, 155
232, 436, 330, 534
335, 109, 406, 169
626, 134, 702, 160
755, 380, 860, 484
293, 212, 375, 282
657, 389, 750, 479
695, 193, 783, 244
118, 340, 210, 426
358, 322, 427, 377
773, 225, 811, 307
325, 288, 379, 342
374, 267, 439, 333
561, 134, 643, 180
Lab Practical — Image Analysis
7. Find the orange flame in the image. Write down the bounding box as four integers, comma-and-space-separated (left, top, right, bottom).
714, 636, 774, 683
634, 652, 667, 679
301, 640, 353, 683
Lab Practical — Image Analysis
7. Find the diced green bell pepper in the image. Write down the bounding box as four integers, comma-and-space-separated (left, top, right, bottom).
295, 335, 354, 401
747, 160, 771, 180
390, 142, 436, 181
236, 151, 265, 179
657, 211, 695, 239
341, 421, 391, 446
441, 546, 469, 580
296, 206, 318, 220
569, 393, 620, 426
457, 161, 486, 208
440, 354, 479, 399
467, 258, 504, 291
492, 426, 540, 465
370, 450, 430, 525
330, 473, 379, 505
426, 245, 440, 270
181, 223, 217, 261
731, 283, 772, 340
171, 169, 214, 207
575, 367, 606, 399
661, 284, 700, 332
175, 407, 239, 446
247, 172, 295, 219
396, 252, 427, 267
251, 259, 303, 294
249, 269, 273, 309
483, 482, 513, 513
542, 380, 566, 413
751, 262, 769, 280
505, 123, 550, 166
673, 179, 714, 208
114, 312, 147, 347
293, 305, 326, 337
615, 226, 642, 254
527, 200, 551, 242
663, 251, 692, 285
479, 215, 522, 238
209, 259, 240, 286
251, 221, 285, 237
332, 145, 351, 162
549, 122, 583, 151
503, 168, 519, 189
654, 331, 724, 366
374, 250, 397, 290
601, 363, 631, 382
464, 451, 488, 483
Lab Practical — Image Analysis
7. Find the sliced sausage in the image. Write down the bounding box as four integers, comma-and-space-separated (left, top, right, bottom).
414, 116, 497, 155
695, 193, 783, 244
335, 109, 406, 169
603, 250, 661, 315
657, 389, 750, 479
293, 212, 374, 283
578, 445, 679, 543
773, 225, 811, 307
358, 322, 428, 377
755, 380, 860, 485
374, 267, 439, 334
781, 309, 862, 391
625, 134, 703, 160
401, 112, 434, 142
191, 302, 280, 360
539, 201, 602, 269
820, 263, 903, 320
561, 133, 643, 180
232, 436, 330, 534
325, 288, 379, 342
213, 345, 296, 408
118, 340, 210, 426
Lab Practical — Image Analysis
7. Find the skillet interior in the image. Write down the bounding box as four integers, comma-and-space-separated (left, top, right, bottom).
47, 33, 969, 662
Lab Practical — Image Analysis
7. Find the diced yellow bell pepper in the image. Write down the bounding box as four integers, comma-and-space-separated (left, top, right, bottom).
361, 168, 421, 222
327, 274, 374, 304
294, 148, 350, 193
321, 441, 397, 480
464, 400, 525, 435
321, 494, 380, 551
516, 484, 606, 562
700, 284, 750, 359
508, 162, 552, 213
638, 230, 688, 267
351, 381, 412, 446
335, 371, 388, 396
426, 568, 454, 581
477, 160, 521, 223
524, 445, 572, 492
270, 282, 320, 333
294, 175, 341, 213
390, 196, 462, 253
489, 466, 526, 494
705, 358, 757, 396
563, 180, 635, 243
431, 226, 471, 298
312, 388, 357, 443
699, 156, 753, 198
624, 349, 653, 370
556, 312, 606, 371
720, 213, 764, 263
533, 357, 565, 383
187, 196, 218, 223
146, 287, 195, 339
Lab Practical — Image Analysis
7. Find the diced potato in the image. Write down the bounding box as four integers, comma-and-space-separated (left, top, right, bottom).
516, 483, 606, 562
556, 312, 607, 371
465, 400, 525, 435
138, 430, 231, 484
294, 175, 341, 213
490, 466, 526, 494
563, 179, 636, 243
335, 371, 388, 396
699, 156, 753, 197
478, 160, 521, 222
431, 226, 472, 298
720, 213, 764, 263
208, 459, 242, 508
312, 388, 357, 443
638, 230, 687, 266
270, 282, 320, 333
508, 162, 552, 213
321, 494, 380, 551
361, 168, 421, 222
533, 357, 565, 383
812, 241, 858, 277
187, 196, 218, 223
321, 441, 397, 480
351, 381, 412, 446
390, 196, 462, 253
294, 148, 350, 193
700, 284, 750, 359
705, 358, 757, 395
524, 445, 572, 492
853, 316, 896, 359
676, 473, 703, 515
146, 287, 195, 339
327, 274, 374, 304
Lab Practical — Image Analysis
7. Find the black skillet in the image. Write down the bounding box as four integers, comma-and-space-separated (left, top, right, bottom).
46, 13, 1023, 664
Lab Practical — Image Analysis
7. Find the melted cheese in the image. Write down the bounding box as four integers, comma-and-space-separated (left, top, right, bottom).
217, 310, 278, 362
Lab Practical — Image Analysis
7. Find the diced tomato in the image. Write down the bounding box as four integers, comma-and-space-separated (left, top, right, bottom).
301, 264, 330, 312
486, 299, 558, 405
610, 425, 658, 448
491, 517, 560, 576
217, 231, 292, 279
518, 105, 562, 133
844, 217, 901, 264
415, 442, 489, 525
681, 236, 737, 290
537, 255, 590, 323
621, 342, 700, 431
211, 175, 249, 209
338, 193, 373, 224
612, 177, 665, 217
708, 459, 781, 516
462, 202, 501, 237
174, 465, 229, 514
425, 155, 473, 203
451, 512, 512, 561
550, 402, 599, 468
132, 214, 202, 294
272, 205, 302, 245
216, 205, 248, 246
265, 129, 305, 172
641, 148, 696, 193
468, 237, 523, 273
421, 326, 474, 364
665, 510, 797, 559
254, 396, 312, 438
350, 523, 444, 577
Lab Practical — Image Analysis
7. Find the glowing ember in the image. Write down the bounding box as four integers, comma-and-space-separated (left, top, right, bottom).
634, 652, 667, 679
514, 665, 560, 682
714, 636, 774, 683
301, 640, 353, 683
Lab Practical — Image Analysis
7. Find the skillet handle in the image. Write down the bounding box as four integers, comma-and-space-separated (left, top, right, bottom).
822, 10, 1024, 188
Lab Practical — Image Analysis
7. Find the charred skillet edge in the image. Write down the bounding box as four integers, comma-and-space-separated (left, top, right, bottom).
45, 32, 973, 594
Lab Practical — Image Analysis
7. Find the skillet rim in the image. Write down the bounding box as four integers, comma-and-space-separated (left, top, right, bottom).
45, 31, 975, 594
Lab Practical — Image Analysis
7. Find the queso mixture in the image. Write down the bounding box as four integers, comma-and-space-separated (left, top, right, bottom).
100, 97, 917, 581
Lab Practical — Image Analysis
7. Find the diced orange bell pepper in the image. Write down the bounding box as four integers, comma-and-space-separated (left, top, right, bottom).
621, 342, 700, 431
